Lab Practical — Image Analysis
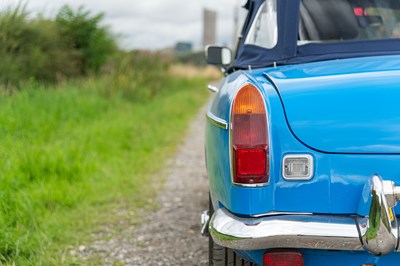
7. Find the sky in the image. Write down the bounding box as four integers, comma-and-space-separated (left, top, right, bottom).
1, 0, 247, 51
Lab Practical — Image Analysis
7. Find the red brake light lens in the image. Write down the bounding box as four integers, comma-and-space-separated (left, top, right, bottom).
263, 250, 304, 266
232, 84, 269, 184
353, 7, 367, 16
236, 149, 266, 176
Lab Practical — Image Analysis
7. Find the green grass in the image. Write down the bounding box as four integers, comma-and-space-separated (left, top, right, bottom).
0, 76, 209, 265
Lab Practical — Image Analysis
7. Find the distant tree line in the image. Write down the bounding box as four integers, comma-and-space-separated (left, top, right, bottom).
0, 4, 116, 86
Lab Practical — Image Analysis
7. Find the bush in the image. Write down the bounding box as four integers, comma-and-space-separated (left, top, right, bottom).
56, 5, 116, 75
0, 4, 115, 87
0, 5, 79, 85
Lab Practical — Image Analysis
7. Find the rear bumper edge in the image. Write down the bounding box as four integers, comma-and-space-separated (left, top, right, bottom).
209, 208, 365, 251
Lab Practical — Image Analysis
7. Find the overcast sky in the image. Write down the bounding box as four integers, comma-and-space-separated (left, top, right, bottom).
0, 0, 247, 50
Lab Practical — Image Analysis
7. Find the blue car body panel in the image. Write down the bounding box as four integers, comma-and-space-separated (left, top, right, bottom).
266, 55, 400, 154
206, 61, 400, 216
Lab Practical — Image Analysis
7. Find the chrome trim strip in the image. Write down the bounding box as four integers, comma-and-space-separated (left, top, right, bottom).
206, 111, 228, 130
210, 208, 365, 251
201, 210, 210, 236
251, 211, 313, 218
232, 182, 268, 188
208, 84, 219, 93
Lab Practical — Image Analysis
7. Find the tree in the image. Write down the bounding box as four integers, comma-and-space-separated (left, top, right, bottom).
56, 5, 116, 75
0, 5, 79, 85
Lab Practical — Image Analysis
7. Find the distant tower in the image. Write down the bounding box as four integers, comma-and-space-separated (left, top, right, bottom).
202, 8, 217, 47
232, 4, 239, 48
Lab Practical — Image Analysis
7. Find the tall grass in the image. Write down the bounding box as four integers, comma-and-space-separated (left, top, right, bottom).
0, 68, 210, 265
96, 51, 171, 100
0, 4, 214, 264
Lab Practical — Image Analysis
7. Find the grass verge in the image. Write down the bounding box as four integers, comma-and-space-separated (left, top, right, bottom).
0, 75, 209, 265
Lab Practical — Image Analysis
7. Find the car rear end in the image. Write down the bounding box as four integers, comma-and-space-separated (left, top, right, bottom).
203, 0, 400, 265
205, 63, 400, 265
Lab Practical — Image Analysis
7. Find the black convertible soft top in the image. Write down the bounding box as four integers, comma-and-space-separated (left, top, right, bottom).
233, 0, 400, 69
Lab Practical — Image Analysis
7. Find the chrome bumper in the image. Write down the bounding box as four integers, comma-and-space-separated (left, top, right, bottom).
210, 208, 365, 251
209, 175, 400, 255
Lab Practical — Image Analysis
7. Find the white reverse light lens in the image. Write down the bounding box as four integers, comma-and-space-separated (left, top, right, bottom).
283, 154, 313, 180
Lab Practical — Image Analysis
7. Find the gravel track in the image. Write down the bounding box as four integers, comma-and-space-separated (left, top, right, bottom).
76, 108, 209, 265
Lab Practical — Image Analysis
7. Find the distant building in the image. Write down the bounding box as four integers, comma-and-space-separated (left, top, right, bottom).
202, 8, 217, 47
233, 5, 239, 48
175, 42, 193, 53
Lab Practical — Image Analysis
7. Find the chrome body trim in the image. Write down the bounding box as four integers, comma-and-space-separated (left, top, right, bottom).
232, 182, 269, 188
201, 210, 210, 236
250, 211, 313, 218
282, 154, 314, 180
206, 111, 228, 130
208, 84, 219, 93
359, 175, 400, 255
210, 208, 364, 251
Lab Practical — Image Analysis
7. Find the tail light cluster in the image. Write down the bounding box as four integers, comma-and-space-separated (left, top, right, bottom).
231, 84, 269, 185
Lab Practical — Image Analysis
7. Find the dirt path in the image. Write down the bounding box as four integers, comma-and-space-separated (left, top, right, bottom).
77, 108, 209, 265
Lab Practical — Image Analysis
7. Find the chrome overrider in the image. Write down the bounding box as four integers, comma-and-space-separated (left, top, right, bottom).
208, 175, 400, 256
359, 175, 400, 255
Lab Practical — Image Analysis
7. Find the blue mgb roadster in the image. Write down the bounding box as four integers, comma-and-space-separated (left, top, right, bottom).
202, 0, 400, 265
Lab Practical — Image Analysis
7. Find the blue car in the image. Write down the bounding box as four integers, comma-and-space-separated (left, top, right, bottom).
202, 0, 400, 265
